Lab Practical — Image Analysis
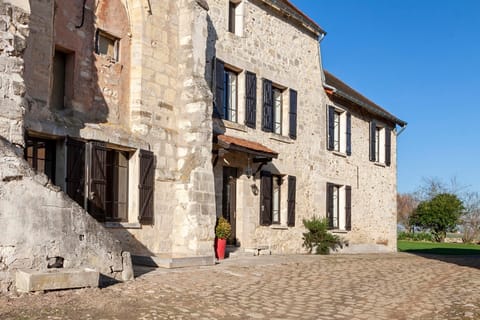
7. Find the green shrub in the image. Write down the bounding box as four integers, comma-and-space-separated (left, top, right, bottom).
215, 217, 231, 239
302, 216, 347, 254
397, 231, 433, 242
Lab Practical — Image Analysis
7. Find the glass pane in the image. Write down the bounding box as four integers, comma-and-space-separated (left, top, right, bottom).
37, 159, 45, 173
273, 89, 282, 134
272, 178, 280, 223
229, 72, 237, 122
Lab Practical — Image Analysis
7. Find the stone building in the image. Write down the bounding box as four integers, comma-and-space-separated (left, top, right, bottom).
0, 0, 405, 291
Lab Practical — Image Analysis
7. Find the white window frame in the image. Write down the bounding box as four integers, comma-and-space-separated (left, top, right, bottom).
223, 68, 238, 122
375, 126, 386, 164
272, 86, 283, 135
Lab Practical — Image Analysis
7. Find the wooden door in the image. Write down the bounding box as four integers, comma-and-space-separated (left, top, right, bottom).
222, 167, 237, 245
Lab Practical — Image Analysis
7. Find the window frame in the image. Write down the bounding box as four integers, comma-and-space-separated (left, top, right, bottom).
95, 29, 120, 62
272, 86, 283, 135
327, 183, 352, 231
24, 136, 57, 183
272, 175, 281, 224
223, 68, 239, 122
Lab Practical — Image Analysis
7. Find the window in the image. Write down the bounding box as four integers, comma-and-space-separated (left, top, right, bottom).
52, 49, 74, 110
326, 183, 351, 231
223, 69, 238, 122
327, 106, 351, 155
228, 1, 243, 36
273, 87, 283, 134
95, 30, 119, 62
262, 79, 290, 136
272, 175, 281, 224
25, 137, 56, 183
63, 138, 155, 224
369, 121, 391, 166
260, 172, 296, 227
260, 171, 282, 225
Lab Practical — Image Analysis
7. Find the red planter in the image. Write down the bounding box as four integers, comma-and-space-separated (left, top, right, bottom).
215, 238, 227, 260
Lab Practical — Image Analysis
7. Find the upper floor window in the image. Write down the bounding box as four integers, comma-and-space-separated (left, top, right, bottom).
52, 49, 74, 110
95, 30, 119, 62
327, 105, 351, 155
262, 80, 297, 139
326, 183, 351, 231
228, 1, 244, 36
272, 86, 283, 135
223, 68, 238, 122
369, 121, 391, 166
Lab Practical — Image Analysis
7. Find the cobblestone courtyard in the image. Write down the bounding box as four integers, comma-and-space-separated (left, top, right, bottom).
1, 253, 480, 320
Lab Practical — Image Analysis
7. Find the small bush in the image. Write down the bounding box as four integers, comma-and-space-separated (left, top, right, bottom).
215, 217, 231, 239
302, 216, 346, 254
397, 231, 433, 242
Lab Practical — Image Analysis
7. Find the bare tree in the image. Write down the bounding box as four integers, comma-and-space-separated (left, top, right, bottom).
461, 192, 480, 243
397, 193, 418, 232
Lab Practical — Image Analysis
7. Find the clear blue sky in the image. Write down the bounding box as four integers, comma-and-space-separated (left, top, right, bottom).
292, 0, 480, 194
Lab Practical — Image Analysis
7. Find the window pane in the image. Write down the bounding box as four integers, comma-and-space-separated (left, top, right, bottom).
333, 186, 339, 229
334, 111, 340, 151
273, 88, 282, 134
272, 177, 280, 223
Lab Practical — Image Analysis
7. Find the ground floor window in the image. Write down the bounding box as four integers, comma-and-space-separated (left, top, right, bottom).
25, 137, 56, 183
24, 134, 155, 224
260, 172, 296, 227
326, 183, 352, 231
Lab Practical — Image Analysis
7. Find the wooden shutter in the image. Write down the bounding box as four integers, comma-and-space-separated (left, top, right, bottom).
139, 149, 155, 224
260, 171, 272, 226
245, 71, 257, 128
66, 138, 85, 208
289, 89, 297, 139
345, 185, 352, 231
287, 175, 296, 227
214, 58, 225, 118
89, 141, 108, 222
262, 79, 273, 132
327, 106, 335, 150
346, 112, 352, 156
385, 127, 392, 166
369, 120, 376, 161
326, 183, 334, 229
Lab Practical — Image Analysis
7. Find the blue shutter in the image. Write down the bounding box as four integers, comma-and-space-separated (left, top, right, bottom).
345, 185, 352, 231
289, 89, 297, 139
346, 112, 352, 156
262, 79, 273, 132
385, 127, 392, 166
245, 71, 257, 128
214, 58, 225, 118
327, 106, 335, 150
369, 121, 376, 162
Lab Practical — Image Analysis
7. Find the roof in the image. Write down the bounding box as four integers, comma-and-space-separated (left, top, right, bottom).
261, 0, 326, 37
215, 135, 278, 159
324, 70, 407, 127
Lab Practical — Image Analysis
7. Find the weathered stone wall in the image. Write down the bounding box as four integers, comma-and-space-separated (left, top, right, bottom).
208, 0, 327, 253
0, 1, 27, 146
208, 0, 398, 254
0, 1, 132, 292
322, 104, 398, 252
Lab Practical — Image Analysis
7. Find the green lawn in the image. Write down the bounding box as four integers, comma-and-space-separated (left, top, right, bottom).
398, 240, 480, 255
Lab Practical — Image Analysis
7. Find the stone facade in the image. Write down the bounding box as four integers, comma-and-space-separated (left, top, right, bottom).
0, 0, 404, 291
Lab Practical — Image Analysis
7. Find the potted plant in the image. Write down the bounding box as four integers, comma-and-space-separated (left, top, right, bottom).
215, 217, 232, 260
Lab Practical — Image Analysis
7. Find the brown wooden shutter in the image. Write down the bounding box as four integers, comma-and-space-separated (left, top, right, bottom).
214, 58, 225, 118
345, 185, 352, 231
385, 127, 392, 166
89, 141, 108, 222
245, 71, 257, 128
260, 171, 272, 226
346, 112, 352, 156
289, 89, 297, 139
326, 183, 334, 229
369, 120, 376, 162
139, 149, 155, 224
327, 106, 335, 150
287, 175, 296, 227
66, 138, 85, 208
262, 79, 273, 132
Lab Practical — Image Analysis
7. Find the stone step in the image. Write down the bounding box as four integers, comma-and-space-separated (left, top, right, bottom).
16, 268, 99, 292
132, 254, 215, 268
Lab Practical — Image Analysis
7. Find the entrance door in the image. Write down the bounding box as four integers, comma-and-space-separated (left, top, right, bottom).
222, 167, 237, 245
